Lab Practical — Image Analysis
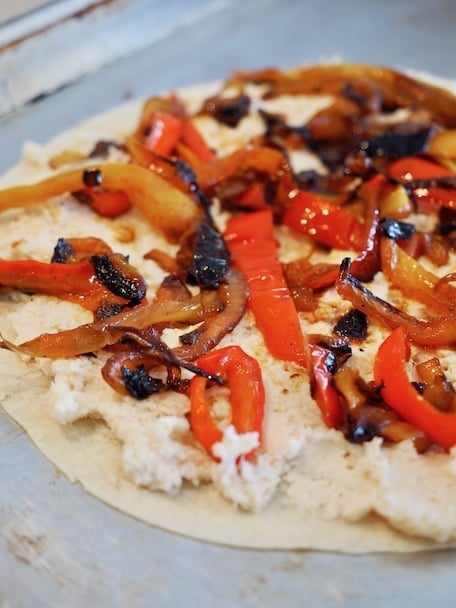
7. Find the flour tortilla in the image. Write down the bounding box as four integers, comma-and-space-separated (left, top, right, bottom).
0, 350, 442, 553
1, 69, 456, 553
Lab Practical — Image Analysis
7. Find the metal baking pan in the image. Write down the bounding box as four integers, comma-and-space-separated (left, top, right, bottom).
1, 1, 456, 606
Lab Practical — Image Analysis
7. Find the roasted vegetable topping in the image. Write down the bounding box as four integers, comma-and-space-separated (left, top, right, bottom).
177, 216, 231, 288
203, 94, 251, 127
380, 218, 416, 240
51, 237, 74, 263
189, 345, 265, 459
361, 128, 432, 159
121, 365, 165, 400
5, 63, 456, 455
333, 309, 368, 340
92, 254, 147, 303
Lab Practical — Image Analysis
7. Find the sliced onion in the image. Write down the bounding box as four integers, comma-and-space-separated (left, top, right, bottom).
174, 268, 248, 362
336, 258, 456, 347
10, 293, 220, 359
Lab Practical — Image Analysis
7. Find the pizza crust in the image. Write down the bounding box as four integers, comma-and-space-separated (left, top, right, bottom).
1, 69, 456, 552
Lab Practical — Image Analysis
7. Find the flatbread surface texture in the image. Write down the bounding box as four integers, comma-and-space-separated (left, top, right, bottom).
2, 65, 456, 552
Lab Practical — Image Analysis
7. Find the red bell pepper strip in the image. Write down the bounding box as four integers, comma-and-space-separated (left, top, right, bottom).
142, 110, 184, 156
232, 183, 268, 209
140, 110, 215, 162
224, 209, 307, 366
180, 120, 215, 162
374, 326, 456, 451
388, 156, 453, 181
309, 344, 343, 428
388, 156, 456, 209
282, 189, 364, 251
348, 174, 385, 281
189, 345, 265, 459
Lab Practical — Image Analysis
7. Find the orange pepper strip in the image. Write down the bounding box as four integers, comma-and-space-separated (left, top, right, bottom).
224, 209, 307, 366
374, 326, 456, 451
189, 345, 265, 459
0, 257, 145, 313
194, 146, 286, 190
74, 188, 132, 218
0, 259, 95, 294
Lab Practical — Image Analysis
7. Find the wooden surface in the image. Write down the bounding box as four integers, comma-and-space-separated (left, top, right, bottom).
1, 1, 456, 606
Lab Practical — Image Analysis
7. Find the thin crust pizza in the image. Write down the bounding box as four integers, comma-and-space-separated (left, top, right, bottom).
2, 63, 456, 552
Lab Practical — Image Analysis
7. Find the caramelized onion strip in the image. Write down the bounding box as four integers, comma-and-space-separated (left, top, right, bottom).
234, 64, 456, 127
6, 293, 220, 359
336, 258, 456, 347
173, 268, 249, 362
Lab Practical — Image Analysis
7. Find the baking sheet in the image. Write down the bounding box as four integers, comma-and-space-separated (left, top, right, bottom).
0, 0, 55, 24
1, 0, 456, 606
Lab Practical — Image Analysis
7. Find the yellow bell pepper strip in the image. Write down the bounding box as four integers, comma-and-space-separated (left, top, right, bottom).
233, 64, 456, 128
309, 344, 343, 428
0, 163, 200, 241
189, 345, 265, 460
380, 236, 456, 315
224, 209, 307, 366
374, 326, 456, 451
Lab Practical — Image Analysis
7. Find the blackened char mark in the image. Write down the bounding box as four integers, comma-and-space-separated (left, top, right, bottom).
121, 365, 164, 400
380, 218, 416, 240
51, 237, 74, 263
361, 127, 432, 159
92, 254, 147, 303
204, 94, 251, 128
182, 218, 231, 289
333, 308, 368, 340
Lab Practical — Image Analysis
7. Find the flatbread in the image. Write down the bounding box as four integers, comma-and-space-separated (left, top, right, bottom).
1, 65, 456, 553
